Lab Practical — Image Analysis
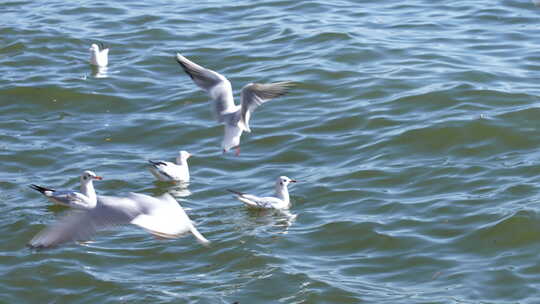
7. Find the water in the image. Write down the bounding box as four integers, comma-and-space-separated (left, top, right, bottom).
2, 0, 540, 302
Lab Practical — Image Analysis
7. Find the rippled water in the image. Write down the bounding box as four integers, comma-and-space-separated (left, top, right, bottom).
3, 0, 540, 302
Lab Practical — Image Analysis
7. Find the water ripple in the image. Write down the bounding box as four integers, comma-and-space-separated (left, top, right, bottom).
3, 0, 540, 303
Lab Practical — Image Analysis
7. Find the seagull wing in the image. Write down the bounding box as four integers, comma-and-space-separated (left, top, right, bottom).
239, 82, 294, 132
175, 53, 236, 121
229, 190, 278, 209
29, 196, 138, 248
148, 160, 177, 181
128, 193, 210, 244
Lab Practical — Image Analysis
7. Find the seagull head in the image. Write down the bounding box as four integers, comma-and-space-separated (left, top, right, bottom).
89, 44, 100, 52
81, 170, 103, 183
176, 150, 192, 164
277, 176, 296, 188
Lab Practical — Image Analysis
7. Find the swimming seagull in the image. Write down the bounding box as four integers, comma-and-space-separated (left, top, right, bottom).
89, 42, 109, 67
227, 176, 297, 210
28, 192, 210, 248
148, 150, 191, 182
30, 170, 103, 209
175, 52, 294, 156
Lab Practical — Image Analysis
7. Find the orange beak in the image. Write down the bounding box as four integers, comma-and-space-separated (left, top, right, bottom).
94, 176, 103, 180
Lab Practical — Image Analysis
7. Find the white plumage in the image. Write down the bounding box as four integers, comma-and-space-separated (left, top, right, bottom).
89, 43, 109, 67
175, 52, 294, 156
29, 192, 210, 248
148, 150, 191, 182
30, 170, 103, 209
228, 176, 297, 210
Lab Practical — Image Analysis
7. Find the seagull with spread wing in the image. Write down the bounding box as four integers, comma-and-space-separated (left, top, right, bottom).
29, 192, 210, 248
175, 52, 294, 156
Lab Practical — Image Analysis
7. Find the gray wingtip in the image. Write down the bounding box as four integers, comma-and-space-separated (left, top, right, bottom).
276, 81, 296, 95
27, 234, 53, 249
27, 241, 47, 249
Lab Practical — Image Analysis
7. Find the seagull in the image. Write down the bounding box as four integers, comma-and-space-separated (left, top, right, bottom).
89, 42, 109, 67
30, 170, 103, 209
175, 52, 294, 156
28, 192, 210, 248
148, 150, 191, 182
227, 176, 297, 210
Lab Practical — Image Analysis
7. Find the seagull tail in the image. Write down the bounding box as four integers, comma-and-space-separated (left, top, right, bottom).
238, 120, 251, 133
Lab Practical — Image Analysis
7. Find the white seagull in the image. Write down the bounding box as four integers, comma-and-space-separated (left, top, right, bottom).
89, 42, 109, 67
29, 192, 210, 248
148, 150, 191, 182
175, 52, 294, 156
30, 170, 103, 209
228, 176, 297, 210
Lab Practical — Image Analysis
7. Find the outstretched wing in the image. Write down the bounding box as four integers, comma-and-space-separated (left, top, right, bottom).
128, 193, 210, 244
175, 53, 236, 121
29, 197, 136, 248
239, 81, 294, 132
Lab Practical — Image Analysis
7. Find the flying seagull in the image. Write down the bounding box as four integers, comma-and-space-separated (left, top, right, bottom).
175, 52, 294, 155
29, 192, 210, 248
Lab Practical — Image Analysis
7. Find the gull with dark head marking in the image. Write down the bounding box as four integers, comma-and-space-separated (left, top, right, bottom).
228, 176, 297, 210
28, 192, 210, 248
89, 42, 109, 67
175, 52, 294, 156
30, 170, 103, 209
148, 150, 191, 182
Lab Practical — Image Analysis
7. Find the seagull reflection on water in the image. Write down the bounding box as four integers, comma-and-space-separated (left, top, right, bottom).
244, 208, 297, 234
91, 66, 108, 78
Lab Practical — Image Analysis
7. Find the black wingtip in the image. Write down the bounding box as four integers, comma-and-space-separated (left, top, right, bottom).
227, 189, 244, 196
29, 184, 52, 194
98, 42, 106, 51
148, 160, 167, 167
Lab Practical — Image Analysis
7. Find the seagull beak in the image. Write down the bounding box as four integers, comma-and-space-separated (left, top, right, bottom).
94, 176, 103, 180
290, 179, 297, 183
